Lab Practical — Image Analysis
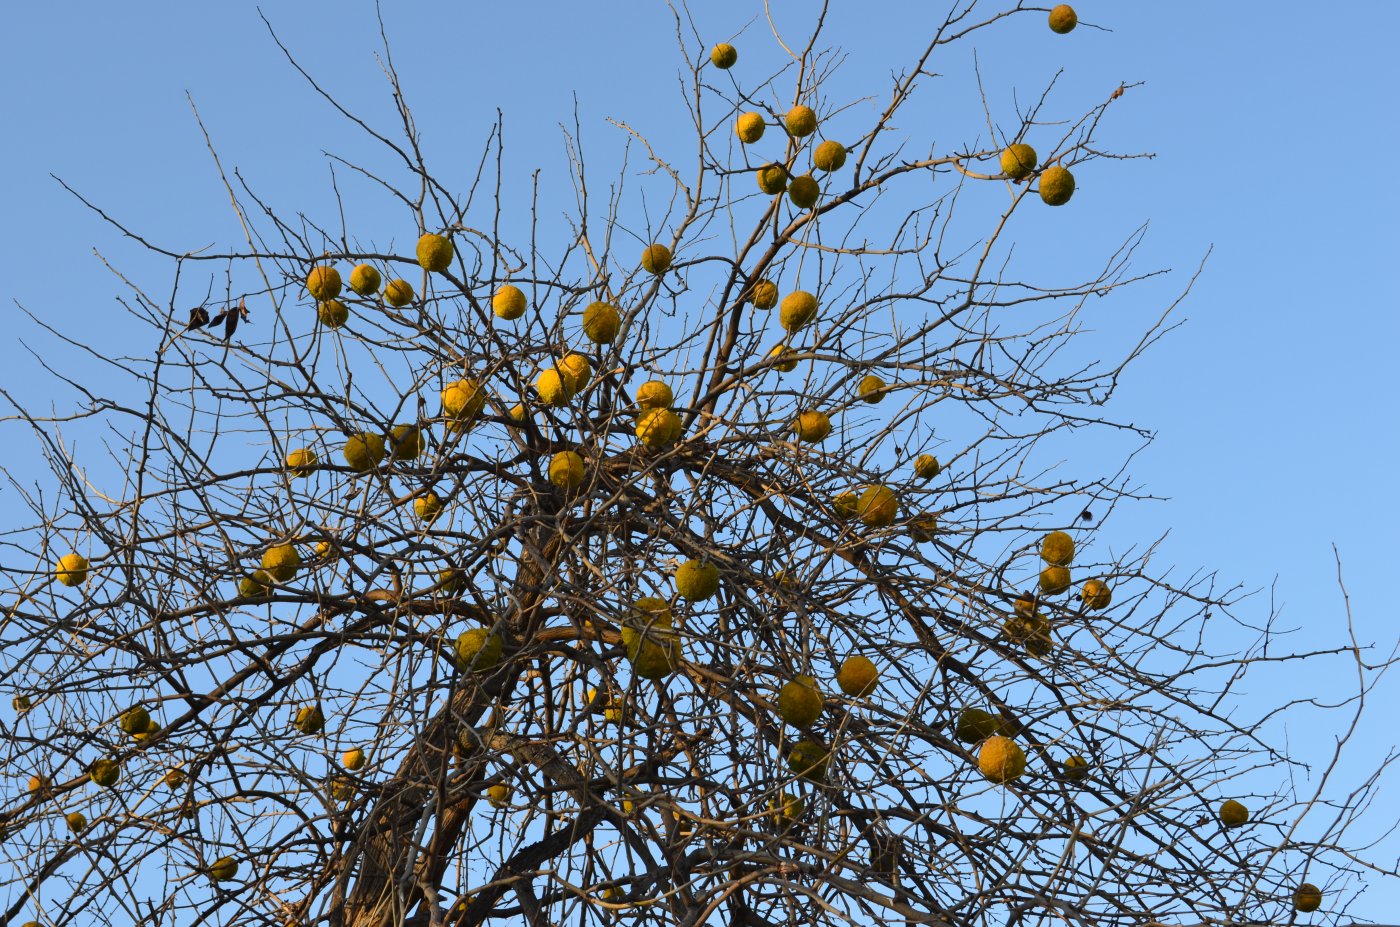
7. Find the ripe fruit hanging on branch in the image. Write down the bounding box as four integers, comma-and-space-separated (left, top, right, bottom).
208, 857, 239, 882
1061, 755, 1090, 781
1080, 578, 1112, 610
857, 485, 898, 528
293, 704, 326, 735
955, 707, 1012, 744
413, 491, 445, 523
89, 758, 121, 788
676, 559, 720, 601
710, 43, 738, 69
416, 233, 454, 273
549, 450, 586, 492
55, 553, 90, 587
757, 163, 788, 195
442, 378, 487, 422
634, 380, 673, 410
788, 174, 820, 209
622, 597, 682, 680
1040, 565, 1072, 595
384, 278, 415, 307
343, 432, 386, 472
1040, 531, 1075, 566
456, 628, 504, 673
1038, 165, 1076, 206
914, 454, 940, 481
837, 655, 879, 697
1000, 143, 1038, 180
832, 490, 858, 520
790, 410, 832, 444
768, 792, 804, 829
65, 811, 87, 834
1048, 4, 1078, 34
118, 705, 151, 735
306, 265, 342, 302
1293, 883, 1322, 912
785, 105, 817, 138
748, 279, 778, 308
908, 513, 939, 544
390, 424, 424, 461
348, 263, 381, 296
767, 344, 798, 372
779, 290, 818, 333
812, 140, 846, 172
856, 374, 886, 403
641, 244, 672, 275
342, 748, 366, 771
582, 301, 622, 344
777, 675, 824, 727
977, 735, 1026, 784
493, 284, 527, 319
260, 544, 301, 584
736, 112, 765, 144
317, 300, 349, 328
787, 739, 831, 782
635, 408, 682, 449
284, 447, 318, 476
1219, 799, 1249, 827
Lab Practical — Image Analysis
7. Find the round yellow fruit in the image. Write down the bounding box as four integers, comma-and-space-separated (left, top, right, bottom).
455, 628, 504, 673
13, 694, 32, 712
1014, 593, 1037, 619
769, 791, 804, 828
508, 403, 527, 424
914, 454, 940, 481
487, 783, 513, 807
583, 301, 622, 344
416, 233, 454, 273
908, 513, 939, 544
493, 284, 527, 319
790, 410, 831, 444
238, 572, 271, 599
343, 432, 386, 472
317, 299, 349, 329
209, 856, 239, 881
261, 544, 301, 583
832, 490, 858, 520
1002, 613, 1051, 656
329, 775, 355, 800
636, 408, 682, 449
413, 492, 444, 523
787, 174, 820, 209
294, 704, 325, 735
1039, 565, 1071, 595
955, 707, 1010, 744
641, 244, 672, 275
857, 485, 898, 528
1219, 799, 1249, 827
1080, 578, 1112, 610
635, 380, 673, 409
558, 353, 592, 394
442, 378, 487, 421
1038, 166, 1075, 206
1000, 143, 1038, 180
736, 112, 766, 144
536, 368, 572, 407
812, 140, 847, 172
748, 279, 779, 309
163, 767, 186, 788
1293, 883, 1322, 912
837, 655, 878, 697
349, 263, 381, 296
1048, 4, 1078, 33
767, 344, 798, 372
856, 374, 885, 403
65, 811, 87, 833
777, 675, 823, 727
1040, 530, 1075, 566
710, 43, 738, 69
342, 748, 366, 771
1062, 755, 1090, 781
676, 559, 720, 601
90, 758, 120, 788
306, 265, 342, 302
285, 447, 318, 476
384, 278, 415, 307
787, 740, 830, 782
785, 105, 817, 138
978, 735, 1026, 784
757, 163, 788, 195
549, 450, 586, 491
779, 290, 818, 333
118, 705, 151, 735
29, 773, 49, 793
56, 553, 90, 587
389, 424, 423, 461
623, 605, 682, 680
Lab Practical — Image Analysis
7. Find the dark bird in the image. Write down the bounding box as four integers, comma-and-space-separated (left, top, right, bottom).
206, 300, 249, 342
184, 306, 210, 330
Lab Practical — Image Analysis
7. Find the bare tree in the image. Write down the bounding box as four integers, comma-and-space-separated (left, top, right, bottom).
2, 4, 1395, 927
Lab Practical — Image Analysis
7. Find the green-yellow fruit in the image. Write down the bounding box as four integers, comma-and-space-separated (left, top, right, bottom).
442, 378, 487, 421
487, 783, 513, 807
955, 707, 1011, 744
1002, 613, 1052, 657
261, 544, 301, 583
676, 559, 720, 601
636, 408, 682, 449
1038, 166, 1075, 206
56, 553, 90, 587
779, 290, 818, 333
163, 767, 186, 787
455, 628, 504, 673
558, 354, 592, 394
914, 454, 940, 481
13, 694, 32, 712
1048, 4, 1078, 33
777, 675, 823, 727
317, 299, 349, 329
1219, 799, 1249, 827
90, 758, 120, 788
390, 424, 424, 461
583, 301, 622, 344
769, 791, 804, 828
833, 490, 858, 520
635, 380, 673, 409
1080, 578, 1112, 610
757, 163, 788, 195
536, 368, 572, 407
623, 600, 681, 680
1040, 531, 1075, 566
736, 112, 766, 144
1293, 883, 1322, 913
28, 773, 49, 793
118, 705, 151, 735
857, 485, 898, 528
416, 233, 454, 273
710, 43, 738, 69
908, 513, 939, 544
343, 432, 386, 472
1062, 755, 1090, 781
493, 284, 527, 319
641, 244, 672, 275
790, 410, 831, 443
66, 810, 88, 833
812, 140, 847, 172
549, 450, 586, 491
749, 279, 778, 309
1039, 566, 1071, 595
768, 344, 798, 372
787, 740, 830, 782
856, 374, 885, 403
978, 735, 1026, 784
508, 403, 527, 424
306, 265, 342, 302
785, 105, 817, 138
238, 572, 272, 599
285, 447, 318, 476
294, 704, 325, 735
837, 655, 878, 697
1000, 143, 1038, 180
329, 775, 355, 800
209, 856, 239, 881
342, 748, 366, 771
384, 278, 415, 307
349, 263, 381, 296
413, 492, 444, 523
787, 174, 820, 209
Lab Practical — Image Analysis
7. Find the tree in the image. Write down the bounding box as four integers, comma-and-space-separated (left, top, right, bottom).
1, 4, 1393, 926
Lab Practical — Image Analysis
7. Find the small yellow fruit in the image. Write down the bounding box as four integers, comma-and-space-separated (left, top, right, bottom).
583, 301, 622, 344
1000, 143, 1038, 180
261, 544, 301, 583
28, 773, 49, 793
1040, 531, 1075, 566
790, 410, 831, 443
549, 450, 586, 491
955, 707, 1011, 744
1039, 566, 1071, 595
238, 573, 271, 599
756, 163, 788, 195
306, 265, 342, 302
343, 432, 386, 472
56, 553, 90, 587
329, 775, 355, 800
833, 490, 858, 520
66, 811, 87, 833
1038, 165, 1075, 206
13, 694, 32, 712
437, 567, 465, 596
787, 740, 830, 782
293, 704, 325, 735
508, 403, 527, 424
1062, 755, 1090, 781
748, 279, 779, 309
785, 105, 817, 138
710, 43, 738, 69
384, 278, 415, 307
1002, 613, 1052, 656
1080, 578, 1112, 610
416, 233, 454, 273
1219, 799, 1249, 827
856, 374, 885, 403
317, 299, 349, 329
90, 758, 120, 788
641, 244, 672, 275
676, 559, 720, 601
442, 378, 487, 421
1014, 594, 1037, 619
635, 408, 682, 449
635, 380, 673, 409
536, 368, 572, 407
769, 791, 804, 828
1048, 4, 1078, 33
349, 263, 381, 296
1292, 883, 1322, 913
163, 767, 186, 788
413, 492, 445, 523
777, 675, 823, 727
209, 856, 239, 882
455, 628, 504, 673
837, 655, 878, 697
385, 424, 422, 461
914, 454, 940, 481
118, 705, 151, 735
487, 783, 513, 807
493, 284, 527, 319
978, 735, 1026, 784
779, 290, 818, 333
285, 447, 318, 476
908, 513, 939, 544
342, 748, 366, 771
736, 112, 766, 144
812, 140, 847, 172
787, 174, 820, 209
857, 485, 898, 528
558, 353, 592, 394
767, 344, 798, 372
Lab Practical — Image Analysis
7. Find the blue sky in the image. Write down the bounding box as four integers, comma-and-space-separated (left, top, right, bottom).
3, 1, 1398, 920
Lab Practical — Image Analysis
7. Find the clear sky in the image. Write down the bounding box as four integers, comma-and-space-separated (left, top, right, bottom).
3, 1, 1398, 920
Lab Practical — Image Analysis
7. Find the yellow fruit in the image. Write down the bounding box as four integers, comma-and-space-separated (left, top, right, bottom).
787, 174, 820, 209
1219, 799, 1249, 827
1014, 594, 1037, 619
416, 233, 454, 273
1002, 613, 1052, 656
238, 573, 271, 599
857, 485, 898, 528
767, 344, 798, 372
710, 43, 738, 69
261, 544, 301, 584
56, 553, 90, 587
90, 758, 120, 788
583, 301, 622, 343
635, 380, 673, 409
343, 432, 386, 472
785, 105, 817, 138
558, 354, 592, 394
636, 408, 682, 449
787, 740, 830, 782
386, 424, 422, 461
756, 163, 788, 195
748, 279, 779, 309
209, 856, 239, 881
908, 513, 939, 544
955, 708, 1011, 744
779, 290, 818, 333
13, 694, 32, 712
536, 368, 572, 407
508, 403, 527, 424
487, 783, 513, 807
455, 628, 504, 673
1038, 166, 1075, 206
285, 447, 318, 476
833, 490, 858, 520
317, 299, 349, 329
812, 140, 847, 172
1039, 565, 1071, 596
1080, 578, 1112, 610
65, 811, 87, 833
342, 748, 366, 771
549, 450, 586, 491
1040, 530, 1075, 566
28, 774, 49, 793
413, 492, 444, 523
622, 598, 681, 677
1048, 4, 1078, 33
736, 112, 766, 144
306, 265, 342, 301
914, 454, 940, 481
329, 775, 355, 800
790, 410, 831, 443
1293, 883, 1322, 913
163, 767, 186, 787
293, 704, 325, 735
437, 567, 465, 595
349, 263, 381, 296
978, 735, 1026, 784
777, 675, 823, 727
442, 378, 487, 421
384, 278, 415, 307
1062, 755, 1090, 781
769, 791, 804, 828
837, 655, 878, 697
1000, 143, 1038, 180
641, 244, 672, 275
676, 559, 720, 601
855, 374, 885, 403
118, 705, 151, 735
493, 284, 527, 319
